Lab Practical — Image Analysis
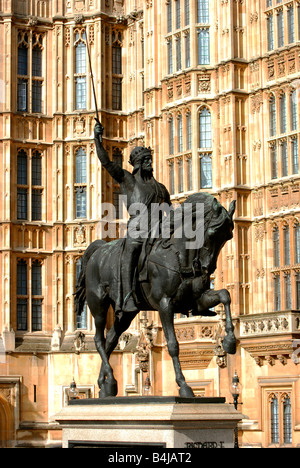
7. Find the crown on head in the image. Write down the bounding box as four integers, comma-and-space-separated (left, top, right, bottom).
129, 146, 152, 166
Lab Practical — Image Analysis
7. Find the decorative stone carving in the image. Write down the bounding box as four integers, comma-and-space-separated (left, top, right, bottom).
214, 336, 227, 369
176, 327, 195, 341
136, 342, 149, 373
28, 16, 38, 27
74, 117, 86, 135
198, 74, 211, 94
74, 14, 85, 24
240, 312, 298, 337
74, 331, 86, 354
74, 225, 86, 246
51, 327, 62, 351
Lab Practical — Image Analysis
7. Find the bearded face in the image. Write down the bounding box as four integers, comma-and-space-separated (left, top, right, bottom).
130, 147, 153, 176
141, 154, 153, 175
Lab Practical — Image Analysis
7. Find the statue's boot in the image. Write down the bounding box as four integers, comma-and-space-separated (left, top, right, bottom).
123, 292, 138, 313
121, 246, 140, 313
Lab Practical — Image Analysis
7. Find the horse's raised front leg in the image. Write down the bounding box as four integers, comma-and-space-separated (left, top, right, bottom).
159, 297, 195, 398
197, 288, 236, 355
219, 289, 236, 355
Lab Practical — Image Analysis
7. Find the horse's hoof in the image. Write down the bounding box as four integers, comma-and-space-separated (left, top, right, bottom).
222, 334, 236, 355
179, 384, 195, 398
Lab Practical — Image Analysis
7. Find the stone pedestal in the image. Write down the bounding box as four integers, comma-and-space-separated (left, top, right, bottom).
55, 397, 245, 449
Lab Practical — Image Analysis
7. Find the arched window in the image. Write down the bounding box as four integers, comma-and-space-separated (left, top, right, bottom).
169, 116, 175, 155
17, 258, 43, 332
169, 160, 175, 196
281, 140, 288, 177
280, 93, 287, 134
76, 147, 87, 184
175, 0, 181, 30
269, 94, 276, 137
199, 108, 212, 148
285, 273, 292, 309
198, 29, 210, 65
273, 226, 280, 267
277, 10, 284, 48
75, 148, 87, 219
32, 151, 42, 221
112, 32, 123, 111
178, 114, 183, 153
283, 225, 291, 265
200, 154, 212, 189
17, 32, 29, 112
271, 144, 278, 179
75, 31, 87, 110
112, 42, 122, 75
292, 137, 299, 174
167, 2, 172, 33
268, 391, 293, 446
274, 275, 281, 311
177, 158, 183, 193
283, 396, 292, 444
176, 36, 182, 71
290, 90, 298, 131
31, 260, 42, 331
17, 149, 28, 186
288, 6, 295, 44
167, 40, 173, 74
186, 112, 192, 150
32, 151, 42, 186
187, 156, 193, 192
197, 0, 209, 23
267, 14, 274, 51
17, 149, 28, 220
32, 36, 43, 113
185, 0, 190, 26
271, 395, 279, 444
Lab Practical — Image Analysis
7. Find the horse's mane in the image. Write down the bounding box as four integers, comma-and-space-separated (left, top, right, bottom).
175, 192, 233, 234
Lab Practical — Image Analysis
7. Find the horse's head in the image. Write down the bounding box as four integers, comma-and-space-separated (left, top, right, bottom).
198, 197, 236, 275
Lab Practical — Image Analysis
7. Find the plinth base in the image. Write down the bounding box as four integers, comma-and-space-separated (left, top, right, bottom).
55, 397, 244, 449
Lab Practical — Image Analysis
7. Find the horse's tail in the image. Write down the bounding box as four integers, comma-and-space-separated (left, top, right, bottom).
74, 240, 106, 316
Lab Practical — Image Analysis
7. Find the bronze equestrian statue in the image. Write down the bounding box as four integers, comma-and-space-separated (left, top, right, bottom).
75, 121, 237, 399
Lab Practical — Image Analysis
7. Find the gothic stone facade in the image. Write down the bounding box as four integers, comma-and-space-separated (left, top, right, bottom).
0, 0, 300, 448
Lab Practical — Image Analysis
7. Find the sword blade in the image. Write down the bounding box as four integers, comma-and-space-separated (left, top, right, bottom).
85, 29, 100, 123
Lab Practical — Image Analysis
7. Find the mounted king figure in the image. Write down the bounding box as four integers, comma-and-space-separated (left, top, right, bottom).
94, 120, 172, 314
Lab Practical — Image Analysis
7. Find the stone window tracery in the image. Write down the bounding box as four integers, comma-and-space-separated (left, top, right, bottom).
267, 390, 292, 446
74, 29, 87, 110
16, 258, 43, 332
199, 107, 212, 189
271, 220, 300, 310
75, 147, 87, 219
17, 149, 43, 222
268, 88, 299, 180
265, 1, 299, 53
17, 31, 44, 114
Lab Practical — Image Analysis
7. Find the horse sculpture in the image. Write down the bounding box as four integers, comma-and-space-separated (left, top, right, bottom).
75, 192, 236, 398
